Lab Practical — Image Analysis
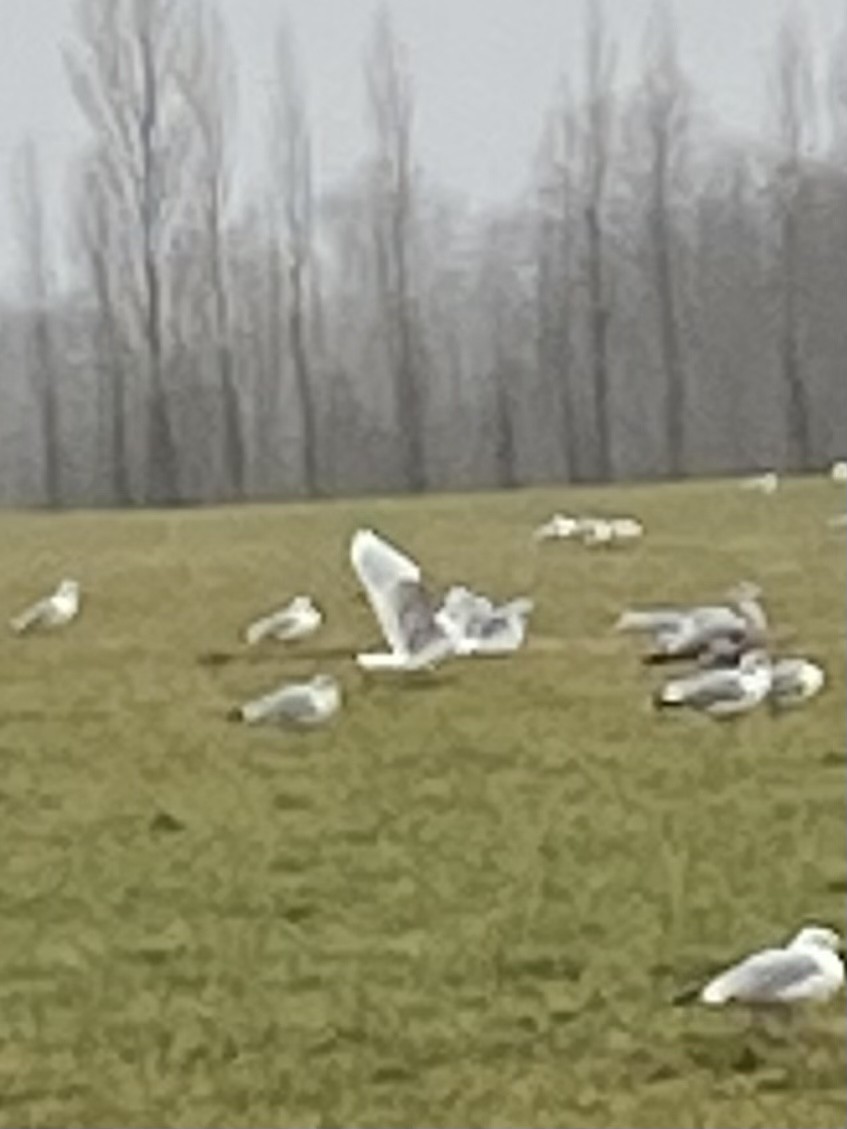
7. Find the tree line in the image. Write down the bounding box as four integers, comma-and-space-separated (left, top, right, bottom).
1, 0, 845, 508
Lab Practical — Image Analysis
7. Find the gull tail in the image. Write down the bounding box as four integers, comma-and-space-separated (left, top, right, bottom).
9, 603, 43, 635
653, 685, 685, 710
244, 616, 273, 646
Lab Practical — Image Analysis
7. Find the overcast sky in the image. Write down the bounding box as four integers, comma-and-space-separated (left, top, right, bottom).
0, 0, 843, 292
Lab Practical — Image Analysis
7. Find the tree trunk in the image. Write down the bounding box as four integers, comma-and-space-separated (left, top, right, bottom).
289, 257, 319, 494
140, 24, 180, 504
586, 202, 611, 479
780, 198, 811, 468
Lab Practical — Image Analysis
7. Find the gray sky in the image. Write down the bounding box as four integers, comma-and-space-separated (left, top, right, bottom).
0, 0, 843, 292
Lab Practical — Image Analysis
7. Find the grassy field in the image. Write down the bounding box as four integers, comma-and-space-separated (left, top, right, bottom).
0, 477, 844, 1128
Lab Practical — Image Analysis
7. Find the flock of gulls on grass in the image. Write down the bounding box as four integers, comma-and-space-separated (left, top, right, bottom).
6, 460, 846, 1018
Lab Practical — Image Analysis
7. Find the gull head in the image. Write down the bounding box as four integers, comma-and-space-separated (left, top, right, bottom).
57, 579, 80, 598
789, 925, 843, 955
291, 595, 316, 612
727, 580, 762, 603
310, 673, 338, 691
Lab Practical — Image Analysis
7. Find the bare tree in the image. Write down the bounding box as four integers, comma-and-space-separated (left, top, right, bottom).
272, 17, 320, 495
74, 148, 133, 503
639, 3, 691, 477
364, 6, 427, 492
535, 90, 580, 480
770, 9, 815, 468
66, 0, 197, 503
177, 3, 245, 498
581, 0, 616, 480
829, 16, 847, 162
12, 139, 62, 506
480, 219, 519, 488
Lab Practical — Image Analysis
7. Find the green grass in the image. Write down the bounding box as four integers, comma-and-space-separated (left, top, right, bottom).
0, 478, 844, 1128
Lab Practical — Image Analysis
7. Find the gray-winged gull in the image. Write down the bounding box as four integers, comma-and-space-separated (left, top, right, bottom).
623, 584, 768, 665
436, 585, 534, 655
614, 583, 762, 637
243, 595, 322, 646
653, 649, 772, 717
228, 673, 341, 726
350, 529, 460, 671
533, 514, 580, 542
681, 926, 844, 1008
9, 578, 81, 635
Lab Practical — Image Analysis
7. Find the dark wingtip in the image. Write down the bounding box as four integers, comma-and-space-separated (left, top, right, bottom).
670, 984, 701, 1007
642, 651, 679, 666
225, 706, 243, 723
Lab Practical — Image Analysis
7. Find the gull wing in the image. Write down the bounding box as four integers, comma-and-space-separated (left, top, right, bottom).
703, 949, 820, 1004
394, 579, 452, 658
240, 683, 321, 725
9, 597, 50, 634
351, 530, 421, 653
667, 667, 748, 709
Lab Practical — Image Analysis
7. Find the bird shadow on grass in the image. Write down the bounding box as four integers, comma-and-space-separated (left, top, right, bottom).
679, 1028, 776, 1075
818, 750, 845, 768
355, 671, 460, 693
197, 643, 356, 668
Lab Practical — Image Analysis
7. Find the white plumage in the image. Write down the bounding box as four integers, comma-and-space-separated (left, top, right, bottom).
533, 513, 580, 541
534, 514, 643, 546
830, 460, 847, 484
350, 529, 459, 671
579, 518, 615, 547
768, 656, 825, 709
654, 649, 772, 717
741, 471, 778, 494
243, 595, 322, 646
608, 517, 644, 542
436, 585, 534, 655
230, 673, 341, 726
616, 583, 767, 663
699, 926, 844, 1007
9, 579, 81, 635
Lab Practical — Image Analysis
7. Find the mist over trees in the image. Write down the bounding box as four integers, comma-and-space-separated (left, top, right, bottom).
0, 0, 844, 507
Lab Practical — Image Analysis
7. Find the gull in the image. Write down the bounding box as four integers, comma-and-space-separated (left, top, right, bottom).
608, 517, 644, 542
831, 460, 847, 484
827, 514, 847, 529
741, 471, 778, 494
579, 518, 615, 547
578, 516, 643, 547
532, 514, 580, 541
437, 585, 534, 655
613, 582, 766, 635
9, 579, 81, 635
243, 595, 322, 646
228, 673, 341, 726
644, 584, 767, 665
350, 529, 460, 671
768, 657, 825, 709
653, 649, 772, 718
615, 608, 696, 636
676, 926, 844, 1009
437, 585, 494, 632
